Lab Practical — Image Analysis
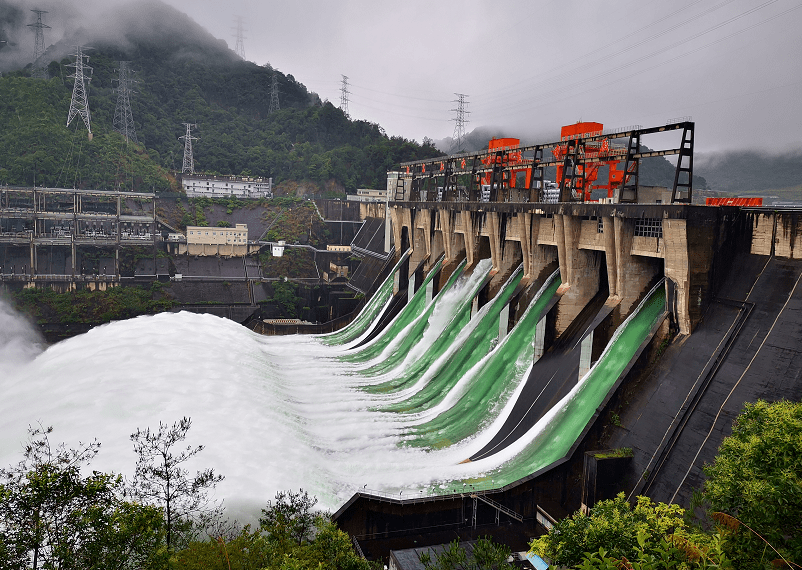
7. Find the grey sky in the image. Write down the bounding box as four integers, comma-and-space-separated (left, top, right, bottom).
5, 0, 802, 153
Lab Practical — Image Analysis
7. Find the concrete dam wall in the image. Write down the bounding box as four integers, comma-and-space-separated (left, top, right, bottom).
329, 204, 802, 559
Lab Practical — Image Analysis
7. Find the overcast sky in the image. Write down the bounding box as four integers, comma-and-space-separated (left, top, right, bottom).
5, 0, 802, 153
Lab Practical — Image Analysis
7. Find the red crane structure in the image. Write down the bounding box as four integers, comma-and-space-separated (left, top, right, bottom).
396, 119, 694, 205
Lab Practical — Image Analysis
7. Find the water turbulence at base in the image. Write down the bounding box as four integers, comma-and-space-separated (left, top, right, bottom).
317, 249, 411, 347
0, 258, 665, 518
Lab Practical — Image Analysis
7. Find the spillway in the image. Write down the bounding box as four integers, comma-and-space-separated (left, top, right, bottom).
0, 259, 664, 520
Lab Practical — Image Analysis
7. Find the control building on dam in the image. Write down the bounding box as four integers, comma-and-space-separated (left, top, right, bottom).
330, 121, 802, 560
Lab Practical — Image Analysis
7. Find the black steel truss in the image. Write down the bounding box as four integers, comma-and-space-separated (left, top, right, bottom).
396, 121, 695, 204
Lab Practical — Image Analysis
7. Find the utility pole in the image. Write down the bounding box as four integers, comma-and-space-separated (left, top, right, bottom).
339, 75, 350, 118
450, 93, 469, 153
113, 61, 138, 144
269, 72, 280, 114
233, 16, 246, 60
66, 46, 93, 140
180, 123, 198, 174
27, 9, 50, 79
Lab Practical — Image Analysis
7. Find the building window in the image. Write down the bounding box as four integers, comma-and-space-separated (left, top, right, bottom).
598, 218, 604, 234
634, 218, 663, 238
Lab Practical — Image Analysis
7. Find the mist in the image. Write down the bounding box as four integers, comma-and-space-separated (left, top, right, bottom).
0, 0, 234, 72
0, 297, 44, 377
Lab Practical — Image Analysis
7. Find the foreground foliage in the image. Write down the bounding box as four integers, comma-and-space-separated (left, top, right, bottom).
0, 425, 166, 570
702, 400, 802, 568
417, 537, 512, 570
529, 494, 729, 568
0, 425, 369, 570
11, 284, 174, 327
531, 400, 802, 569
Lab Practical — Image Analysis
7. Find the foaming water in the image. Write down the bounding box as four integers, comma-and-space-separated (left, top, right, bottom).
0, 297, 44, 374
0, 300, 496, 520
0, 274, 664, 521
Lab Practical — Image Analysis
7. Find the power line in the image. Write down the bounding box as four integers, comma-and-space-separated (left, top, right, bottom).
348, 82, 451, 103
450, 93, 469, 153
473, 0, 791, 122
113, 61, 138, 144
180, 123, 198, 174
339, 75, 350, 118
27, 9, 50, 79
66, 46, 93, 140
233, 16, 246, 60
342, 97, 449, 122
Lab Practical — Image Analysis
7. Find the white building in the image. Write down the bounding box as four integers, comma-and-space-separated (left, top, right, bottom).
346, 188, 387, 202
187, 223, 248, 245
182, 174, 273, 199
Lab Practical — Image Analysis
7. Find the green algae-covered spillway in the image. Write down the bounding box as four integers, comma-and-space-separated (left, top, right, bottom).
321, 264, 665, 496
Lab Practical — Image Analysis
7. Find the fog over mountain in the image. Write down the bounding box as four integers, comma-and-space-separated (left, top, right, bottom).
0, 0, 234, 71
696, 148, 802, 195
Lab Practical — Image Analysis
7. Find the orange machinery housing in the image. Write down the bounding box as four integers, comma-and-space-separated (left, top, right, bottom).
552, 122, 624, 201
705, 197, 763, 206
479, 123, 626, 201
480, 137, 525, 187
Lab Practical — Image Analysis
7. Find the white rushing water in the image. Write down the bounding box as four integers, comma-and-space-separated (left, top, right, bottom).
0, 288, 522, 522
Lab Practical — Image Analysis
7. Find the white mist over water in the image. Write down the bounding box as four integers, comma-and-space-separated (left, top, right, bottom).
0, 294, 513, 522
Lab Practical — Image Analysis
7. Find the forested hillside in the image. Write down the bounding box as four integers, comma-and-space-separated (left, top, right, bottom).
696, 149, 802, 196
0, 1, 441, 193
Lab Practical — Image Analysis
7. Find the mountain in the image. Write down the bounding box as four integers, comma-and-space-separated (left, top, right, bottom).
695, 150, 802, 197
0, 0, 442, 193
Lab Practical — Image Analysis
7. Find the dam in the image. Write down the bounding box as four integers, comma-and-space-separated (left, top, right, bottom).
321, 121, 802, 558
1, 120, 800, 560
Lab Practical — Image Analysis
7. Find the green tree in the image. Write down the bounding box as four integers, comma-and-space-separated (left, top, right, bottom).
171, 492, 368, 570
259, 489, 318, 546
418, 537, 512, 570
130, 417, 224, 552
529, 494, 696, 567
0, 425, 165, 570
171, 525, 273, 570
702, 400, 802, 568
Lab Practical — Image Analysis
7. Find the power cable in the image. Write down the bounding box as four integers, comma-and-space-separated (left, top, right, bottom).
475, 1, 800, 122
474, 0, 738, 102
477, 0, 785, 116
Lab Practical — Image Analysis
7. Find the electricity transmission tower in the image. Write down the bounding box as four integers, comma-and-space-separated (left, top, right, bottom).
269, 72, 280, 114
66, 46, 93, 139
27, 9, 50, 79
113, 61, 138, 144
339, 75, 350, 118
180, 123, 198, 174
450, 93, 470, 153
233, 16, 246, 59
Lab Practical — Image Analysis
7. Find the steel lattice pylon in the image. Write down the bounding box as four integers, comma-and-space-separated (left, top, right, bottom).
27, 9, 50, 79
450, 93, 470, 153
233, 16, 246, 59
113, 61, 138, 144
180, 123, 198, 174
66, 46, 93, 138
339, 75, 350, 118
269, 72, 280, 114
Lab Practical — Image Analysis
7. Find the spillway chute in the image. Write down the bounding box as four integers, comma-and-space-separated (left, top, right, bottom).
316, 248, 411, 347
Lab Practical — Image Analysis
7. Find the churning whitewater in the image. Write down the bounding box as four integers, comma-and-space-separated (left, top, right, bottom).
0, 263, 526, 519
0, 259, 665, 521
